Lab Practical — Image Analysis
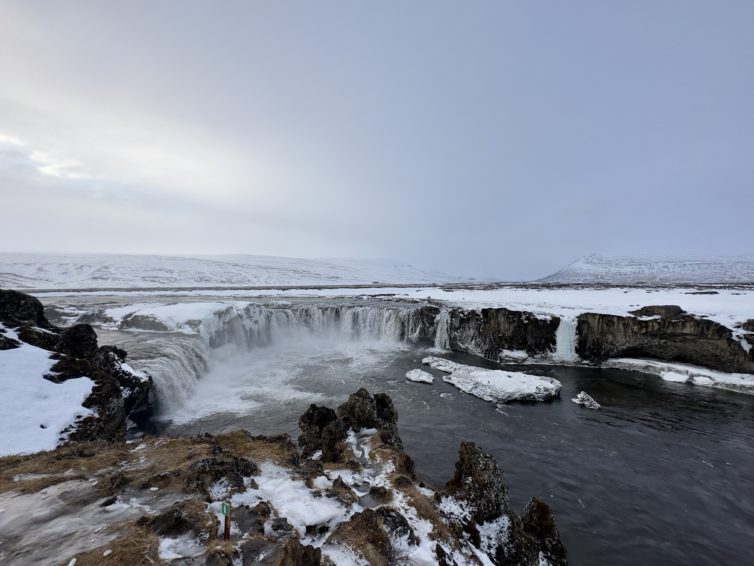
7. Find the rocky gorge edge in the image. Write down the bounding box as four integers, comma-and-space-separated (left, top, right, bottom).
0, 388, 567, 566
0, 289, 153, 444
441, 305, 754, 377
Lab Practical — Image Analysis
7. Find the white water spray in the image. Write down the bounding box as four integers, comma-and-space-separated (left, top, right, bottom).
433, 310, 451, 350
554, 316, 578, 362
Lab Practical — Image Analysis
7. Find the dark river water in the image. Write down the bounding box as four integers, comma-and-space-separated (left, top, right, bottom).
154, 345, 754, 566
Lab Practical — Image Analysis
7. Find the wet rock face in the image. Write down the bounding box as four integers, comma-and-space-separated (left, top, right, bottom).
523, 498, 568, 566
576, 310, 754, 373
442, 442, 568, 566
298, 404, 346, 462
0, 329, 20, 350
445, 441, 509, 524
337, 388, 403, 450
449, 308, 559, 361
57, 324, 99, 358
297, 389, 407, 465
239, 538, 321, 566
0, 289, 153, 445
329, 508, 392, 565
629, 305, 686, 319
186, 456, 258, 493
0, 289, 50, 328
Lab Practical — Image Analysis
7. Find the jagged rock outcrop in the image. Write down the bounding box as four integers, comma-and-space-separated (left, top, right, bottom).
298, 388, 406, 462
0, 289, 153, 444
448, 308, 559, 361
576, 306, 754, 373
441, 442, 568, 566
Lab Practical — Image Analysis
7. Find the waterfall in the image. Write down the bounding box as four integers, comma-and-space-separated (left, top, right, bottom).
554, 316, 578, 362
434, 310, 451, 350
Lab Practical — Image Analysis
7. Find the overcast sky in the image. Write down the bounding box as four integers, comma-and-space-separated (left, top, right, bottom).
1, 1, 752, 280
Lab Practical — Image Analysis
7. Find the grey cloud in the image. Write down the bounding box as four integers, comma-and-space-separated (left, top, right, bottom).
1, 1, 753, 279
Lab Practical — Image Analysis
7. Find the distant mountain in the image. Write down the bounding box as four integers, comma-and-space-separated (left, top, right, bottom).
540, 255, 754, 285
0, 253, 464, 289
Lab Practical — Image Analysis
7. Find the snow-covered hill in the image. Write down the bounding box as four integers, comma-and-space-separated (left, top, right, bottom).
0, 253, 463, 289
540, 255, 754, 285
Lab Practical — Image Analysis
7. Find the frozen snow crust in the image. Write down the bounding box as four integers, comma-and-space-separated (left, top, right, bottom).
0, 252, 463, 289
0, 389, 568, 566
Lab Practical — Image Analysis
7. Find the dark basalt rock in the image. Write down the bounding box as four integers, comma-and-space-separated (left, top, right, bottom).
442, 442, 568, 566
0, 289, 154, 445
137, 503, 195, 536
57, 324, 99, 358
629, 305, 686, 319
0, 289, 50, 328
298, 389, 407, 463
234, 503, 268, 535
741, 319, 754, 333
185, 456, 258, 493
329, 508, 392, 565
298, 404, 339, 457
337, 388, 403, 450
448, 307, 559, 361
444, 441, 509, 524
576, 310, 754, 373
240, 538, 321, 566
522, 498, 568, 566
378, 507, 416, 545
0, 330, 20, 350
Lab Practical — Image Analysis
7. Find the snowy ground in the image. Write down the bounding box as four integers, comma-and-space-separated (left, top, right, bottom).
541, 254, 754, 285
0, 253, 462, 289
0, 325, 94, 456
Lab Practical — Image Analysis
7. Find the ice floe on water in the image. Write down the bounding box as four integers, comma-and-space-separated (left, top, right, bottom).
422, 356, 561, 403
405, 369, 434, 384
603, 358, 754, 395
571, 391, 601, 409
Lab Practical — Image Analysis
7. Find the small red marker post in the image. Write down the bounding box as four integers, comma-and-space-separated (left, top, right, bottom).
221, 501, 230, 541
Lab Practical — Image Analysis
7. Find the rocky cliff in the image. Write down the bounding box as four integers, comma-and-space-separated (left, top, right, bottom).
447, 308, 558, 361
434, 303, 753, 377
0, 289, 152, 444
575, 306, 754, 374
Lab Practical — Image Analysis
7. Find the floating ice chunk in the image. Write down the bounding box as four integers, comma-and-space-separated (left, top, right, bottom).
422, 356, 561, 403
571, 391, 601, 409
406, 369, 434, 384
602, 358, 754, 395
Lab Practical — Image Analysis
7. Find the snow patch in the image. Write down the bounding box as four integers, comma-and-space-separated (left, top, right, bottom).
0, 325, 94, 456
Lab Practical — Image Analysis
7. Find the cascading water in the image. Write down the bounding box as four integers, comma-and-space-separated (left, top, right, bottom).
433, 310, 451, 350
554, 316, 578, 362
106, 302, 438, 416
